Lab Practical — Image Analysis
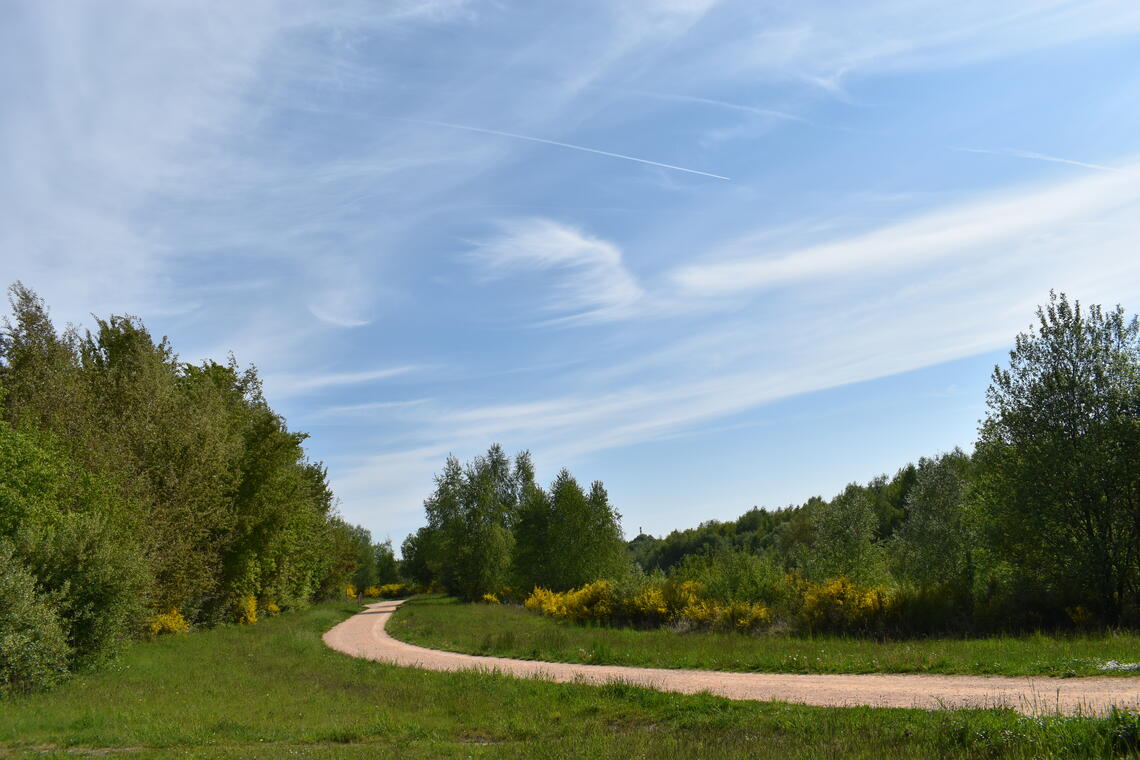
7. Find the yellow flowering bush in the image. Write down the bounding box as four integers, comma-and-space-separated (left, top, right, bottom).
362, 586, 382, 598
663, 580, 702, 615
678, 598, 719, 626
524, 587, 558, 615
264, 601, 281, 616
482, 593, 500, 604
798, 576, 891, 632
525, 581, 615, 622
526, 578, 772, 633
377, 583, 414, 598
626, 586, 669, 622
345, 584, 358, 600
235, 595, 257, 625
720, 600, 771, 632
147, 608, 190, 636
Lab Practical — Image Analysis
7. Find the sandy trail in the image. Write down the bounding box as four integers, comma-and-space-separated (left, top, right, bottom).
323, 600, 1140, 716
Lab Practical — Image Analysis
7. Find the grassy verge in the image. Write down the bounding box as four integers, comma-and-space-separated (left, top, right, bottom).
388, 596, 1140, 677
2, 601, 1138, 759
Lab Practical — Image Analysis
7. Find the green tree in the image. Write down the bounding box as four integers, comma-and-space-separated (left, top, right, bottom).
976, 292, 1140, 625
348, 524, 379, 591
422, 446, 522, 600
512, 471, 626, 591
890, 450, 974, 593
802, 484, 885, 585
400, 525, 441, 587
374, 539, 400, 585
0, 541, 71, 696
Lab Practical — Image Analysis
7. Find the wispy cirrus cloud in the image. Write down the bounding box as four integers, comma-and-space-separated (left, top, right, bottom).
10, 0, 1140, 548
468, 218, 645, 323
657, 1, 1140, 94
265, 365, 420, 397
671, 160, 1140, 296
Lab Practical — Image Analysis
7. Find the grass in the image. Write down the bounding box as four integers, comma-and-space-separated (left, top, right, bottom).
1, 601, 1138, 759
388, 596, 1140, 677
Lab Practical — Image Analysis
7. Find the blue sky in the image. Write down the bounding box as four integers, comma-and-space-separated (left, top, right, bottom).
5, 1, 1140, 547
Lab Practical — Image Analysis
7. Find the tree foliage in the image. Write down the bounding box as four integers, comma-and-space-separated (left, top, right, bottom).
412, 448, 627, 599
976, 291, 1140, 624
0, 283, 370, 693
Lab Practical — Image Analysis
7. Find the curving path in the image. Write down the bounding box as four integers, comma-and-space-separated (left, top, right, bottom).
323, 600, 1140, 716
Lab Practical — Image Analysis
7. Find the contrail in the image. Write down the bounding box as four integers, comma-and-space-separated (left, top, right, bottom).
412, 119, 730, 180
617, 87, 805, 123
950, 146, 1125, 174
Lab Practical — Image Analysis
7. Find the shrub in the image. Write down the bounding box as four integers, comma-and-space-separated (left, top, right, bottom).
481, 593, 500, 604
234, 595, 257, 625
147, 608, 190, 636
525, 581, 616, 622
526, 578, 772, 633
362, 586, 382, 598
16, 511, 148, 668
673, 549, 790, 608
625, 585, 668, 624
0, 543, 71, 696
719, 600, 771, 632
344, 584, 357, 600
797, 576, 891, 633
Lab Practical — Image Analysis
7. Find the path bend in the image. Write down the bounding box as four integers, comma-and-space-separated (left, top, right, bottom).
323, 600, 1140, 716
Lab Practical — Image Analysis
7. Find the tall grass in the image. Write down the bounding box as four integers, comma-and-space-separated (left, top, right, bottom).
1, 601, 1137, 759
390, 596, 1140, 677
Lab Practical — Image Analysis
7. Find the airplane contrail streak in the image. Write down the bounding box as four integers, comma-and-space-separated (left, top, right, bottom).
950, 146, 1125, 174
413, 119, 730, 180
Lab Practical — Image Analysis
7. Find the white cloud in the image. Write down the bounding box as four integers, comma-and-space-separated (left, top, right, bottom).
669, 1, 1140, 92
310, 399, 430, 419
672, 162, 1140, 296
469, 218, 646, 323
264, 365, 419, 397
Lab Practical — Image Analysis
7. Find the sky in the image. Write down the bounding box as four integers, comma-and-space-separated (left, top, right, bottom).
4, 1, 1140, 548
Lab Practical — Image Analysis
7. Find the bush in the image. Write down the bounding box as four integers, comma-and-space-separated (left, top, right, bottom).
375, 583, 417, 598
16, 511, 148, 669
525, 578, 772, 633
673, 549, 790, 608
234, 595, 257, 625
146, 608, 190, 637
0, 542, 71, 696
796, 576, 891, 634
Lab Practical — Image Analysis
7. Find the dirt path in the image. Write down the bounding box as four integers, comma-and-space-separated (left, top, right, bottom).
323, 600, 1140, 716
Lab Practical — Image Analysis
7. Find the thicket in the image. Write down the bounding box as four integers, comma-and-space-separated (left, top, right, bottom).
417, 292, 1140, 637
0, 283, 384, 695
401, 446, 627, 601
616, 293, 1140, 636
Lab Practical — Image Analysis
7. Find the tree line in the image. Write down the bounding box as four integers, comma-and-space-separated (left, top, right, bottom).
400, 445, 627, 601
412, 292, 1140, 633
0, 283, 385, 696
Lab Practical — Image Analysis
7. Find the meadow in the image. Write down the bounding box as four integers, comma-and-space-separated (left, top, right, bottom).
388, 596, 1140, 678
2, 601, 1139, 759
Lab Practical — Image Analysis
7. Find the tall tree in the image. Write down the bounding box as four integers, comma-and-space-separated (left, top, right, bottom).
422, 446, 523, 600
890, 450, 974, 593
802, 484, 884, 584
976, 292, 1140, 624
516, 471, 627, 591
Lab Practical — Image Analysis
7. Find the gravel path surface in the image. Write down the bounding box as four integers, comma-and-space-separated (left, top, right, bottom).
323, 600, 1140, 716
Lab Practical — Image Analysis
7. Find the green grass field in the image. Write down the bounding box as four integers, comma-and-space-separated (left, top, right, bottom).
388, 596, 1140, 677
2, 601, 1138, 759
